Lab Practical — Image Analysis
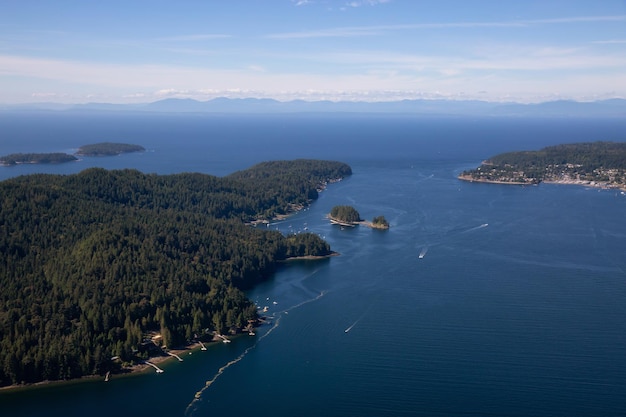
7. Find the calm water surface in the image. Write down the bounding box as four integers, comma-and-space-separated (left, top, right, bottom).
1, 114, 625, 416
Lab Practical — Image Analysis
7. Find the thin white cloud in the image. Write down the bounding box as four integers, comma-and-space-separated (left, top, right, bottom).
591, 39, 626, 44
2, 43, 625, 105
278, 42, 626, 74
267, 26, 383, 39
155, 88, 189, 97
31, 92, 66, 98
526, 15, 626, 24
345, 0, 391, 7
155, 34, 232, 42
267, 15, 626, 39
291, 0, 389, 7
123, 93, 148, 99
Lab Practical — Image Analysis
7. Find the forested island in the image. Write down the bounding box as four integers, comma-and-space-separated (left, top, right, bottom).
0, 153, 78, 166
1, 143, 144, 167
459, 141, 626, 190
329, 205, 389, 229
0, 159, 351, 388
75, 142, 145, 156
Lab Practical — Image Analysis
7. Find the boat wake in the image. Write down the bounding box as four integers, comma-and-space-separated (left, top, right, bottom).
185, 290, 328, 416
344, 305, 372, 333
461, 223, 489, 234
418, 247, 428, 259
344, 321, 357, 333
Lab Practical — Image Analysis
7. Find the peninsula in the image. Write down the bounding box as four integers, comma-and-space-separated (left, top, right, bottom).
459, 141, 626, 191
0, 159, 351, 389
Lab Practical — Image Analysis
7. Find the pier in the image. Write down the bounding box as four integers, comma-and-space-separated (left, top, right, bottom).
167, 351, 184, 362
144, 361, 164, 373
329, 218, 356, 227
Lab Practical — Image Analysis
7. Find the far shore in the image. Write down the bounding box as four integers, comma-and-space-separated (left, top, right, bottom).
457, 174, 533, 186
543, 178, 626, 192
459, 174, 626, 192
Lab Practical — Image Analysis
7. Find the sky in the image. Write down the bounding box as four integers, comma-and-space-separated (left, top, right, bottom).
1, 0, 626, 104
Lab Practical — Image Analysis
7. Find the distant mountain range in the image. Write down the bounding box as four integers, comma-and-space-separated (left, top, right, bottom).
3, 97, 626, 117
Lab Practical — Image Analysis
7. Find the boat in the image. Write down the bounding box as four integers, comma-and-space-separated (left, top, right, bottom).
418, 247, 428, 259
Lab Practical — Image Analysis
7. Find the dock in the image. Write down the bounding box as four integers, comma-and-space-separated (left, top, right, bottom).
167, 351, 184, 362
329, 219, 356, 227
145, 361, 164, 373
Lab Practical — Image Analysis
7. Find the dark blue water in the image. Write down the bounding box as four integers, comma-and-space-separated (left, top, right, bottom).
1, 113, 626, 416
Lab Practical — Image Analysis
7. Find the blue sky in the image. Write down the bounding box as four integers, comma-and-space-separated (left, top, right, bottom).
1, 0, 625, 104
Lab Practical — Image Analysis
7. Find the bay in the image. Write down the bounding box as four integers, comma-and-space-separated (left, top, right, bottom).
1, 113, 625, 416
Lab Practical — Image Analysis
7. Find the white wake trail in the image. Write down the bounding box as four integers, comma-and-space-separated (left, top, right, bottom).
185, 290, 328, 416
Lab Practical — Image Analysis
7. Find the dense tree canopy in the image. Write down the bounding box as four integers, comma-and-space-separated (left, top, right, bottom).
75, 142, 145, 156
0, 159, 348, 386
329, 205, 361, 223
372, 216, 389, 228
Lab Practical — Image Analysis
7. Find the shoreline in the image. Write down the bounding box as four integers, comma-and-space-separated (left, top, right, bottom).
457, 174, 534, 186
0, 334, 249, 393
458, 174, 626, 191
357, 220, 390, 230
327, 215, 389, 230
542, 178, 626, 192
281, 252, 339, 261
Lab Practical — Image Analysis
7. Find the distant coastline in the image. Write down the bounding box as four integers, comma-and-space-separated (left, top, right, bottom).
1, 142, 144, 167
457, 175, 626, 192
0, 152, 78, 167
459, 173, 626, 191
457, 174, 533, 186
459, 142, 626, 192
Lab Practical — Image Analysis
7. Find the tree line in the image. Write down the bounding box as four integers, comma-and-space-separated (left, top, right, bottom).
0, 159, 350, 386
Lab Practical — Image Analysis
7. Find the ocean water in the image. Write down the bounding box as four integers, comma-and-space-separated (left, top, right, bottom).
1, 113, 626, 416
